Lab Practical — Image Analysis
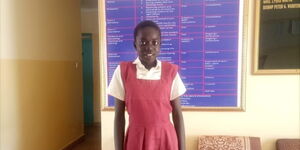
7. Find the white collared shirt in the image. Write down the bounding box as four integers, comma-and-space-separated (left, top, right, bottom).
108, 58, 186, 101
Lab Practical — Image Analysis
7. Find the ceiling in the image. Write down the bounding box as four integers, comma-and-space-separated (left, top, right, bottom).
81, 0, 98, 9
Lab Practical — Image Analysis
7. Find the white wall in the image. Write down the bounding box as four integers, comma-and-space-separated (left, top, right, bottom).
100, 0, 300, 150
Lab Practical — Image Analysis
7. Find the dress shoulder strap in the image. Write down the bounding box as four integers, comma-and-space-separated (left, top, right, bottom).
120, 61, 135, 84
161, 61, 178, 80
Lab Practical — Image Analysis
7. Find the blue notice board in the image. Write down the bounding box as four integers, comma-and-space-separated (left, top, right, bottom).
103, 0, 246, 110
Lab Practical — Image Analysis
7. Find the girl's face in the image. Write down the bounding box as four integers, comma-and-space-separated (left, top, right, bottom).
135, 27, 161, 67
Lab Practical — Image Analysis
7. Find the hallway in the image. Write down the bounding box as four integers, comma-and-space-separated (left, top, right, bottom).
71, 125, 101, 150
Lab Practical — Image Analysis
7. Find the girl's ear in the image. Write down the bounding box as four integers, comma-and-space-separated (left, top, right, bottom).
133, 41, 136, 49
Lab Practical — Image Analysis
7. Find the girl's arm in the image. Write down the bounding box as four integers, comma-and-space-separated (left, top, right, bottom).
114, 98, 125, 150
171, 98, 186, 150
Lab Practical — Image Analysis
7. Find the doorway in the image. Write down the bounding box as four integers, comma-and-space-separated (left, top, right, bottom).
82, 33, 94, 126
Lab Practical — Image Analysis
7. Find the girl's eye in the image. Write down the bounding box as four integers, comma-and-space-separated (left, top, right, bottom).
152, 41, 159, 45
141, 41, 147, 46
139, 40, 160, 46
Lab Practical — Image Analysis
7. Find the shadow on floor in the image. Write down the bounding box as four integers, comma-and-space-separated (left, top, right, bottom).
71, 124, 101, 150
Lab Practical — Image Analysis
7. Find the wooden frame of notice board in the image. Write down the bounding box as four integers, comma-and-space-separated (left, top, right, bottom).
253, 0, 300, 74
99, 0, 249, 111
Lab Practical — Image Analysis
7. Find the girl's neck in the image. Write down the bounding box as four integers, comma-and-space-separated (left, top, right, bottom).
140, 59, 157, 70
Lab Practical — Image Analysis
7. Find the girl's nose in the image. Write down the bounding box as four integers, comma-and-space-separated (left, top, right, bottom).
144, 45, 154, 52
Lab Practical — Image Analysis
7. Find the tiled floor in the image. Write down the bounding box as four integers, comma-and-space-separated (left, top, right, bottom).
72, 124, 101, 150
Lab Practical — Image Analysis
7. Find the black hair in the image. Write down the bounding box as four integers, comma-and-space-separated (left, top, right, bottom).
133, 20, 161, 45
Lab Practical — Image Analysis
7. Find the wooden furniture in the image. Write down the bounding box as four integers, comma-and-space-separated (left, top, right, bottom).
198, 135, 261, 150
276, 139, 300, 150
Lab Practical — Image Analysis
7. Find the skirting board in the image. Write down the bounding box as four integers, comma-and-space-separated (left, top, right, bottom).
61, 134, 86, 150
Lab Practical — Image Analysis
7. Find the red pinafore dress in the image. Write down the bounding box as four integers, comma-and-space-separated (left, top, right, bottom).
120, 61, 179, 150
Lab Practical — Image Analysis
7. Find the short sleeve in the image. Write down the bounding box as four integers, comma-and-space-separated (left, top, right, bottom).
170, 72, 186, 100
107, 65, 125, 101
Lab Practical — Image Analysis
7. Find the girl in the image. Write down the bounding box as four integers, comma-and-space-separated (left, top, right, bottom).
108, 20, 186, 150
